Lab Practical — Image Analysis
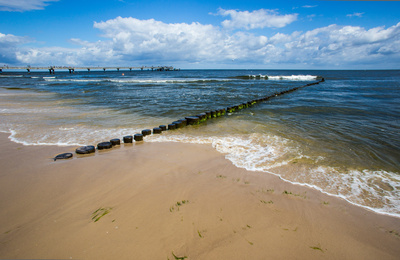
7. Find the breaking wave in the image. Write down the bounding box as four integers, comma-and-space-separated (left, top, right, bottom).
235, 75, 320, 81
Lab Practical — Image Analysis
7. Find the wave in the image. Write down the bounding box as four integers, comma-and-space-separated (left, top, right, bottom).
235, 75, 320, 81
43, 78, 230, 84
4, 126, 145, 147
0, 75, 23, 78
147, 132, 400, 218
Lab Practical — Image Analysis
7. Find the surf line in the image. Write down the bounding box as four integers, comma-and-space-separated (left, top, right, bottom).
53, 78, 325, 161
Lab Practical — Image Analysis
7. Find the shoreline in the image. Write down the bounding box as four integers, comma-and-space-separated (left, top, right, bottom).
0, 132, 399, 259
4, 128, 400, 219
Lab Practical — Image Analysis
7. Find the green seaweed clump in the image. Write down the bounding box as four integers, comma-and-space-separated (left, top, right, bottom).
92, 207, 112, 222
170, 200, 189, 212
172, 252, 187, 260
310, 244, 324, 252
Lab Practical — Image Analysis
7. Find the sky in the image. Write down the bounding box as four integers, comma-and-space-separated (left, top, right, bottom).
0, 0, 400, 69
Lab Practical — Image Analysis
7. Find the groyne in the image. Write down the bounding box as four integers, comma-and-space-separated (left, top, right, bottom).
54, 77, 325, 159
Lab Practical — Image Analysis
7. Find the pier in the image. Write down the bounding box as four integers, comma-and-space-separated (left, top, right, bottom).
0, 65, 177, 74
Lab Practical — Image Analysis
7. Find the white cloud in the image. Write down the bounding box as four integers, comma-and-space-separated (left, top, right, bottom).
302, 5, 317, 8
347, 12, 365, 18
0, 33, 30, 64
217, 8, 298, 30
0, 0, 58, 12
276, 22, 400, 66
93, 17, 230, 63
307, 14, 316, 21
2, 15, 400, 69
89, 17, 400, 67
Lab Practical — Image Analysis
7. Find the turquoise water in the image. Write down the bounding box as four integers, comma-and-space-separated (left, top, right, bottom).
0, 69, 399, 216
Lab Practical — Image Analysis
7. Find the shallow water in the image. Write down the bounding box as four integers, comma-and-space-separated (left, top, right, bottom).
1, 69, 399, 216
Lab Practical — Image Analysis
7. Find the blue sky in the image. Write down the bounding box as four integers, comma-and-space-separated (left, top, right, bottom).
1, 0, 400, 69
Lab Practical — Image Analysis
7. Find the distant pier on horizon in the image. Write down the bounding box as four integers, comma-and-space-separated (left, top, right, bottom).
0, 65, 178, 74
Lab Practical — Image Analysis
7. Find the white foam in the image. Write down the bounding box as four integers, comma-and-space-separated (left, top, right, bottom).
269, 75, 318, 81
0, 75, 23, 78
148, 132, 297, 171
43, 78, 230, 84
247, 75, 318, 81
148, 132, 400, 218
6, 127, 145, 147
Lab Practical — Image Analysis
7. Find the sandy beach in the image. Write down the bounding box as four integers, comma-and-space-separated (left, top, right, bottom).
0, 132, 399, 259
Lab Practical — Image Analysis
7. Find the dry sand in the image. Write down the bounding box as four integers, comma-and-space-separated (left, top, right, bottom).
0, 132, 399, 259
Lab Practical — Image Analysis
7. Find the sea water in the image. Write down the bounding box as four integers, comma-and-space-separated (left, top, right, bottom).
0, 69, 399, 217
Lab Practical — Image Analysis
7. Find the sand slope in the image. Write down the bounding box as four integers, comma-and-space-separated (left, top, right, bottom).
0, 133, 399, 259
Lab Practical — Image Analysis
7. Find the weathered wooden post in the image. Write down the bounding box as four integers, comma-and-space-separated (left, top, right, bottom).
97, 141, 112, 150
134, 134, 143, 141
75, 145, 95, 154
153, 127, 162, 134
185, 116, 200, 125
123, 136, 133, 143
142, 129, 151, 136
110, 139, 120, 146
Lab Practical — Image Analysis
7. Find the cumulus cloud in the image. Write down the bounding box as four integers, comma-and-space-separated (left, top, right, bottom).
93, 17, 231, 63
273, 22, 400, 66
0, 33, 30, 64
89, 17, 400, 67
2, 15, 400, 69
217, 8, 298, 30
0, 0, 58, 12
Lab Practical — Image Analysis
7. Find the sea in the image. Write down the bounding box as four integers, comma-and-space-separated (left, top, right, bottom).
0, 69, 399, 217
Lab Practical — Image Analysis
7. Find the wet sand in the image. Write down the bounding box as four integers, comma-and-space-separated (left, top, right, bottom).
0, 132, 399, 259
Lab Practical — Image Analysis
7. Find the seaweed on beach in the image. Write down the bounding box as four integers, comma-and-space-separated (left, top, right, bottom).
310, 244, 324, 252
91, 207, 112, 222
388, 230, 400, 238
171, 252, 188, 260
282, 190, 307, 199
170, 200, 189, 212
260, 200, 273, 204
